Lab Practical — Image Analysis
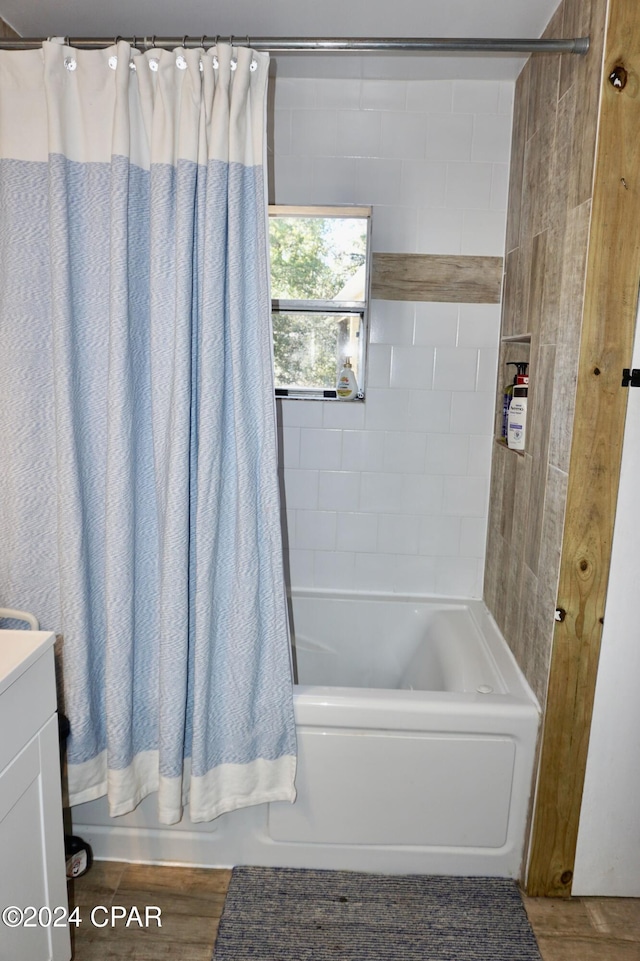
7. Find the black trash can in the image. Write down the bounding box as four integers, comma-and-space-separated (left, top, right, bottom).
58, 713, 93, 879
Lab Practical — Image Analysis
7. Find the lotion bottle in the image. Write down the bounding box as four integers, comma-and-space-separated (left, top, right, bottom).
507, 381, 528, 450
502, 361, 528, 438
336, 357, 358, 400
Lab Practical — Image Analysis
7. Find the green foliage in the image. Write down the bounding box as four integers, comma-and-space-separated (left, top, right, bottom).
269, 215, 366, 388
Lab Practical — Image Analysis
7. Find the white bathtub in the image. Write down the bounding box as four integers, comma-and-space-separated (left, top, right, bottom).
72, 591, 540, 877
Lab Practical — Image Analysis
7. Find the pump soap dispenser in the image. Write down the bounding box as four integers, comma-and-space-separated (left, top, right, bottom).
336, 357, 358, 400
502, 362, 528, 439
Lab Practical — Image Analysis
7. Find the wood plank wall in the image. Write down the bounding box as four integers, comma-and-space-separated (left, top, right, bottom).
484, 0, 606, 712
371, 253, 503, 304
486, 0, 640, 896
0, 17, 18, 39
526, 0, 640, 897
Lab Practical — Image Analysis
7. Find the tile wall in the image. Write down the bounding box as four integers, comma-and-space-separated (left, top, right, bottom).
483, 0, 606, 707
269, 76, 513, 596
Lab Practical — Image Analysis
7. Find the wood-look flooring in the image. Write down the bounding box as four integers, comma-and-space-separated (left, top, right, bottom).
69, 861, 640, 961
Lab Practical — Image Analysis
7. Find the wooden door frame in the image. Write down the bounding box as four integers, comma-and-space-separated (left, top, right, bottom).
526, 0, 640, 896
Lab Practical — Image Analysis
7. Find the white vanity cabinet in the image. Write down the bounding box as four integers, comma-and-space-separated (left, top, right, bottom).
0, 631, 71, 961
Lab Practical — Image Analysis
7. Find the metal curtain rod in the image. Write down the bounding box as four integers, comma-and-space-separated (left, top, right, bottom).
0, 36, 590, 55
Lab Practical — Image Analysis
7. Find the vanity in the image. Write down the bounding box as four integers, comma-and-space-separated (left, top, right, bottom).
0, 630, 71, 961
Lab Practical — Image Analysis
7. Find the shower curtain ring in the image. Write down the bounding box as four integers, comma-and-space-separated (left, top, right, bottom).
201, 35, 206, 48
182, 35, 188, 48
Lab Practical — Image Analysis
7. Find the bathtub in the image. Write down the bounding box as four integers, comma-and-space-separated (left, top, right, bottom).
72, 591, 540, 877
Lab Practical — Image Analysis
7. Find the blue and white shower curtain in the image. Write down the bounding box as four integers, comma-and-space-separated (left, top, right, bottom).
0, 39, 296, 823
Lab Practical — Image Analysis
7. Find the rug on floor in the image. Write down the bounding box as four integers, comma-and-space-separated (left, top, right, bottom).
212, 866, 543, 961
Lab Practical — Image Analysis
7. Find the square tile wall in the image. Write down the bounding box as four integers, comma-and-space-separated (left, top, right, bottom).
271, 77, 513, 597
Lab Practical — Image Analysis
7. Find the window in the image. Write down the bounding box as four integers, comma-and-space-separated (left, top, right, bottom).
268, 205, 372, 399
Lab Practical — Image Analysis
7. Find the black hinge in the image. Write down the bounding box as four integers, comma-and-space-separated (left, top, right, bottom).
621, 368, 640, 387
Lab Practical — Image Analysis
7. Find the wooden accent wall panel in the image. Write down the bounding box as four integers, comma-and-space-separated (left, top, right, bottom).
371, 253, 503, 304
526, 0, 640, 897
0, 17, 19, 39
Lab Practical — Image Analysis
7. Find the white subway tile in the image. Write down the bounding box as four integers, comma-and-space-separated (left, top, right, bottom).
369, 300, 415, 346
383, 431, 428, 473
273, 110, 292, 156
457, 304, 502, 347
460, 516, 488, 557
361, 80, 407, 111
291, 109, 338, 157
322, 401, 366, 430
406, 80, 453, 112
366, 344, 392, 389
445, 162, 493, 209
400, 160, 447, 207
380, 112, 427, 160
461, 209, 507, 255
312, 157, 357, 204
336, 512, 379, 552
498, 81, 515, 115
364, 388, 410, 431
272, 154, 315, 206
401, 474, 444, 514
360, 472, 404, 512
283, 469, 319, 510
468, 435, 494, 476
416, 208, 463, 254
442, 475, 490, 516
418, 515, 461, 555
318, 471, 361, 511
452, 80, 500, 114
353, 158, 403, 206
279, 399, 323, 428
314, 551, 356, 589
407, 390, 452, 433
353, 553, 396, 592
426, 114, 473, 162
476, 348, 499, 392
471, 114, 513, 163
390, 346, 435, 390
296, 510, 338, 550
450, 391, 495, 435
316, 79, 362, 111
273, 78, 317, 110
433, 347, 479, 391
391, 555, 437, 593
336, 109, 382, 157
288, 548, 315, 588
435, 556, 480, 596
341, 430, 385, 471
378, 513, 420, 554
371, 205, 418, 253
413, 303, 459, 347
425, 434, 469, 475
299, 428, 343, 469
490, 163, 510, 210
281, 426, 301, 468
362, 426, 404, 473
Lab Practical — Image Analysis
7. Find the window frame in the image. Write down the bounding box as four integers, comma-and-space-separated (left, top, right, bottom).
268, 204, 372, 401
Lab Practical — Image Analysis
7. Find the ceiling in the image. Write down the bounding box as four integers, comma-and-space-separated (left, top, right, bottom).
0, 0, 567, 81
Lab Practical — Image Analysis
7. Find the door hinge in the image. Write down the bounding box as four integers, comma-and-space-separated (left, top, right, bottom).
622, 368, 640, 387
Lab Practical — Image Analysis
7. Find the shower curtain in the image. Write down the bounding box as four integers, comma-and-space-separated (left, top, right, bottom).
0, 39, 297, 823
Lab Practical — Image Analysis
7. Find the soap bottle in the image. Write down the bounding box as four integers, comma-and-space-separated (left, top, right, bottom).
336, 357, 358, 400
502, 362, 528, 439
507, 371, 528, 451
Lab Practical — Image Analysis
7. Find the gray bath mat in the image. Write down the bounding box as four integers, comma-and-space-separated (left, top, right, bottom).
213, 866, 543, 960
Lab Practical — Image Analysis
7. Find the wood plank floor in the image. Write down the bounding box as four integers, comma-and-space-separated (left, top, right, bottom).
68, 861, 640, 960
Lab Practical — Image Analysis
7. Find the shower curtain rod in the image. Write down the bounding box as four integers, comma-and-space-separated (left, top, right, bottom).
0, 35, 590, 55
